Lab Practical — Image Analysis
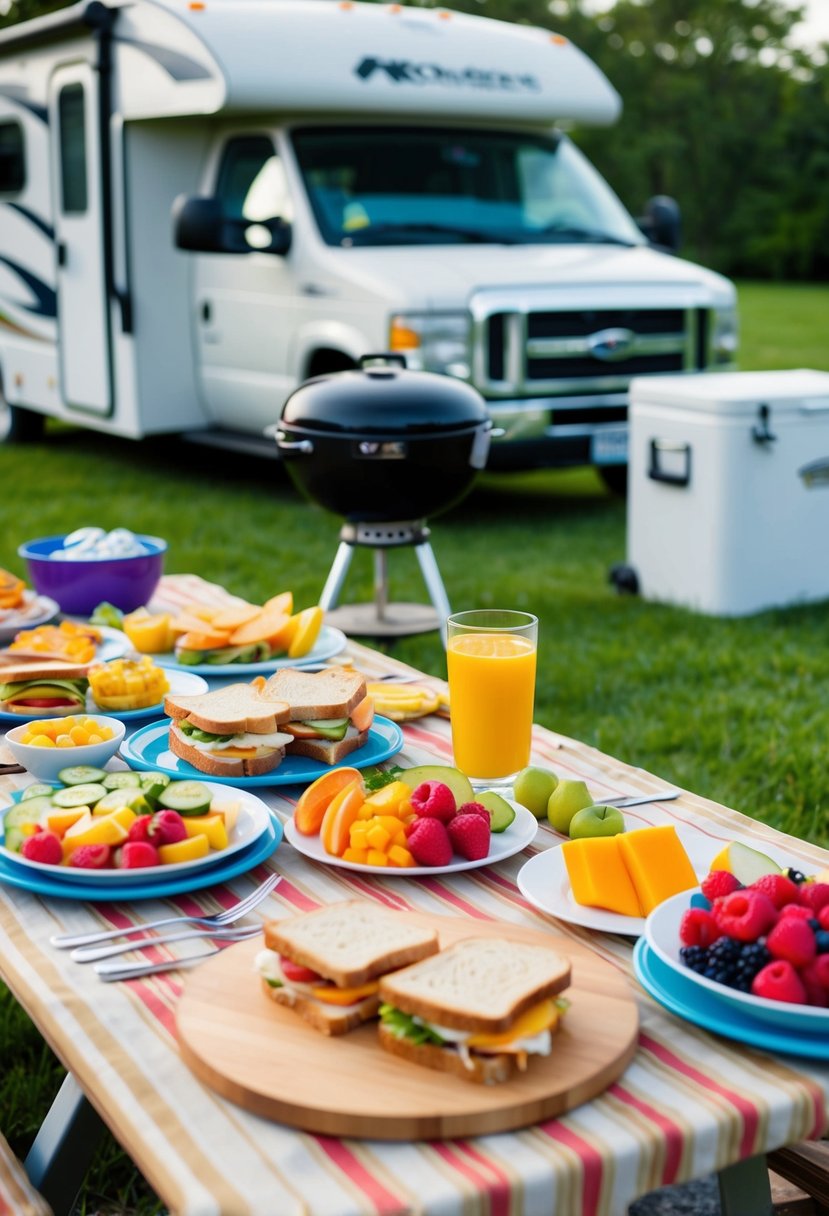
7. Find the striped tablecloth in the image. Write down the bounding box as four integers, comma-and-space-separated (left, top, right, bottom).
0, 575, 827, 1216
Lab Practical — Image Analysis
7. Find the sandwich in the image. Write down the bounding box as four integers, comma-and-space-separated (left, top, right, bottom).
163, 681, 293, 776
0, 656, 90, 715
255, 900, 440, 1035
263, 667, 375, 765
377, 937, 571, 1084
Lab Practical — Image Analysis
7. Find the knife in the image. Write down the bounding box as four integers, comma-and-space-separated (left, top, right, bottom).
604, 791, 680, 808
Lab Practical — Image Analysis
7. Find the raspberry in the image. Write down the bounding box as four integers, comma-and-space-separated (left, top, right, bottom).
819, 906, 829, 931
798, 882, 829, 915
752, 959, 807, 1005
779, 903, 814, 921
711, 889, 777, 942
407, 818, 453, 867
700, 870, 742, 901
409, 781, 456, 823
447, 812, 490, 861
457, 801, 490, 822
127, 815, 154, 844
766, 917, 817, 968
800, 960, 829, 1007
149, 810, 187, 845
679, 908, 721, 948
750, 873, 800, 910
117, 841, 160, 869
20, 830, 62, 866
69, 844, 112, 870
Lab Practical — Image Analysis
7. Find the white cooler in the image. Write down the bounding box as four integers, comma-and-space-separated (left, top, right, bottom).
626, 369, 829, 616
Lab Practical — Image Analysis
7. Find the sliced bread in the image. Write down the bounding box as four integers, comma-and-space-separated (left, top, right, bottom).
285, 726, 369, 765
262, 982, 380, 1036
263, 667, 367, 721
168, 721, 286, 777
377, 1023, 516, 1084
164, 682, 290, 734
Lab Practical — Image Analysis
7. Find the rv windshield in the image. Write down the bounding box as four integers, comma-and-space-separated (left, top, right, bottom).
291, 126, 643, 248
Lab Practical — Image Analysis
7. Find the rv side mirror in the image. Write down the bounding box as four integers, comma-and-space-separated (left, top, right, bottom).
173, 196, 292, 256
638, 195, 681, 252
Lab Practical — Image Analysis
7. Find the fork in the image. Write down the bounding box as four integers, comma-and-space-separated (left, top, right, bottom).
72, 922, 263, 964
95, 944, 237, 982
50, 872, 281, 949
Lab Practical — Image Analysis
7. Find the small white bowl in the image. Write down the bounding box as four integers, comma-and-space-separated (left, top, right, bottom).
5, 714, 126, 783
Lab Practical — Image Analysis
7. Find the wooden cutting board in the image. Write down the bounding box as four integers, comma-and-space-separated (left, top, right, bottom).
176, 913, 639, 1140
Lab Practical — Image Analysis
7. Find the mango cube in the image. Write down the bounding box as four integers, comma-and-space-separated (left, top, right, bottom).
617, 825, 698, 914
349, 822, 370, 850
365, 781, 412, 815
387, 844, 415, 868
342, 846, 369, 864
46, 807, 90, 837
365, 823, 391, 851
158, 835, 210, 865
561, 837, 643, 918
366, 848, 390, 867
183, 813, 228, 851
63, 813, 128, 852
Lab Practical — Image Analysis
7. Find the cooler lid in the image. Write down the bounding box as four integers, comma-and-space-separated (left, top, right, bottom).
629, 370, 829, 416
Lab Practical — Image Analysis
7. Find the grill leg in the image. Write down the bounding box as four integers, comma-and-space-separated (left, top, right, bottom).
415, 541, 451, 648
319, 541, 355, 611
373, 550, 388, 621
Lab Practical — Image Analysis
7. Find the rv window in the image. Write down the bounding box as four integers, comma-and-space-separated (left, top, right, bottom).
0, 121, 24, 194
58, 84, 88, 214
216, 136, 292, 223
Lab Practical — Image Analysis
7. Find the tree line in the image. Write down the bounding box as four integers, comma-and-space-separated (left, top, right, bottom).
2, 0, 827, 280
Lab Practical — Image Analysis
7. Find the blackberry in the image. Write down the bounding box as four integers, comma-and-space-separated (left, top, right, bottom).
816, 930, 829, 954
702, 935, 742, 986
733, 941, 771, 992
786, 867, 807, 885
679, 944, 709, 974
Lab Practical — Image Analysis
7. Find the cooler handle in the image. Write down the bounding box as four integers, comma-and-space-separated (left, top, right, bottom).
648, 439, 691, 487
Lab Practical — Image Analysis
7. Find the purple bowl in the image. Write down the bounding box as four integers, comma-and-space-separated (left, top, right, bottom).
18, 534, 167, 615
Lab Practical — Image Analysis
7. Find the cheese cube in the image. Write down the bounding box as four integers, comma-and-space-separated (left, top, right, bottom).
561, 837, 643, 918
618, 825, 698, 914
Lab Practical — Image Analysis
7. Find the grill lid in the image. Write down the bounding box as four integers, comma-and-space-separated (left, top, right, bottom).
280, 355, 489, 437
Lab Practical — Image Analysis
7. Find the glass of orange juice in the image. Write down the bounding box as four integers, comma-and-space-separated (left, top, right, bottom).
446, 609, 538, 783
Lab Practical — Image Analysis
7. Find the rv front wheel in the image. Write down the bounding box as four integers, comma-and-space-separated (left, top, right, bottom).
0, 399, 44, 444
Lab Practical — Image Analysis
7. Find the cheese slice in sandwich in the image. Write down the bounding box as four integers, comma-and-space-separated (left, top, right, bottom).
262, 667, 375, 765
0, 657, 90, 715
164, 682, 292, 777
377, 938, 571, 1084
255, 900, 439, 1035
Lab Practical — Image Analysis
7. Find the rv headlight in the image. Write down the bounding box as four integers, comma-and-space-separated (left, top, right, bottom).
711, 305, 739, 365
389, 313, 471, 379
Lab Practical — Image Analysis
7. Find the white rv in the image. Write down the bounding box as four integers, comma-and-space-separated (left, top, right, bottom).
0, 0, 737, 485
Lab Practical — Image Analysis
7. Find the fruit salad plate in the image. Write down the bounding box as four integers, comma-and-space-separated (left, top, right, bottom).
0, 666, 210, 725
119, 716, 404, 788
0, 593, 59, 643
633, 938, 828, 1060
0, 783, 277, 883
645, 888, 829, 1033
151, 625, 347, 676
516, 836, 714, 936
284, 800, 537, 876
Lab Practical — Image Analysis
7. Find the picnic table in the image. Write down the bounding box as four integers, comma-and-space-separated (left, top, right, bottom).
0, 576, 827, 1216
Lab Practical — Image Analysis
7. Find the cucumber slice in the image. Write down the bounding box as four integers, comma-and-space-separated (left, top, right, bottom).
139, 780, 168, 809
3, 800, 50, 852
93, 789, 152, 815
138, 771, 171, 792
476, 791, 516, 834
158, 780, 212, 816
57, 766, 108, 787
302, 717, 348, 741
101, 772, 143, 791
51, 783, 107, 809
21, 783, 56, 801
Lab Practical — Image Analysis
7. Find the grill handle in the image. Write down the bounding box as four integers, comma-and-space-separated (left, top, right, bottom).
267, 425, 314, 455
360, 353, 407, 372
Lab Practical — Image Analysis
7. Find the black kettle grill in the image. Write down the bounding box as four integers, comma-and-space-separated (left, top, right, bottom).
274, 354, 492, 638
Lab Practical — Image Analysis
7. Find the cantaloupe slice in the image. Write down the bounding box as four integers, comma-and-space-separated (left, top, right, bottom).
229, 607, 292, 646
351, 695, 375, 734
265, 592, 293, 615
176, 629, 233, 651
211, 603, 262, 631
320, 778, 365, 856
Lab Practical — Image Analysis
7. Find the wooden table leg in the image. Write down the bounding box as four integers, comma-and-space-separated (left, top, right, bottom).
718, 1154, 774, 1216
24, 1073, 104, 1216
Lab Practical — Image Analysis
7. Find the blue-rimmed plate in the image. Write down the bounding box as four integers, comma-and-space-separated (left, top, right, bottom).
119, 715, 404, 787
633, 938, 828, 1060
0, 663, 208, 725
0, 782, 274, 883
0, 816, 281, 900
152, 625, 347, 676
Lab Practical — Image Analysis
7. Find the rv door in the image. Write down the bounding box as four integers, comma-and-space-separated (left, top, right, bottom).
49, 64, 111, 414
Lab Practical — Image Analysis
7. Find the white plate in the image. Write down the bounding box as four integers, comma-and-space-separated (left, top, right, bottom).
516, 835, 715, 936
0, 593, 60, 643
646, 887, 829, 1032
284, 799, 538, 876
152, 625, 347, 676
0, 781, 274, 883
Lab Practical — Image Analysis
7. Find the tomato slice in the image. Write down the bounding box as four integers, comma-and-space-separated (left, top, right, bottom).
15, 697, 74, 708
279, 956, 323, 983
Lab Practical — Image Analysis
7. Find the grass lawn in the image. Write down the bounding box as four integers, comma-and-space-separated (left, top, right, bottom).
1, 279, 827, 1214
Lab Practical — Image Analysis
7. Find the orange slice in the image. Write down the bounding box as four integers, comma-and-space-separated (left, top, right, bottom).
293, 767, 363, 836
320, 778, 365, 856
